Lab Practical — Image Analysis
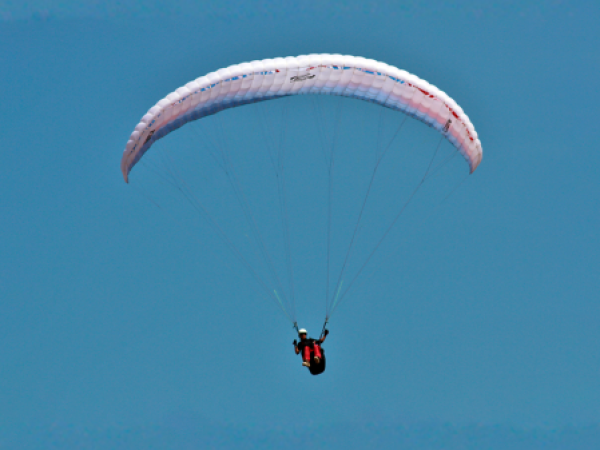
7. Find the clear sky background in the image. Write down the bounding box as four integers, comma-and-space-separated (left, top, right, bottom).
1, 1, 599, 448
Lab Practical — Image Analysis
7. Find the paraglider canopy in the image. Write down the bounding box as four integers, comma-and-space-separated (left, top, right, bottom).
121, 54, 482, 183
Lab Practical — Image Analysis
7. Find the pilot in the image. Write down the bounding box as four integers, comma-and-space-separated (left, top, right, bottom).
293, 328, 328, 368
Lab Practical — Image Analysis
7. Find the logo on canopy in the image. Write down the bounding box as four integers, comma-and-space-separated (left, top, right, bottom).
290, 74, 316, 83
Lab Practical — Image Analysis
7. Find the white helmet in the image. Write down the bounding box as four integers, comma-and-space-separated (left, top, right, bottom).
298, 328, 307, 335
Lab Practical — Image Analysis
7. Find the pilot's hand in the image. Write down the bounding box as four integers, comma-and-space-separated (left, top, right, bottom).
324, 329, 329, 336
293, 339, 298, 346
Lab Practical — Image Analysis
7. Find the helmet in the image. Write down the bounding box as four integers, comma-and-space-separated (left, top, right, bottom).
298, 328, 307, 335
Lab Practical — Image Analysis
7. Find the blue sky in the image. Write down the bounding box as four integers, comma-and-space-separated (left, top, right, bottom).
1, 1, 599, 448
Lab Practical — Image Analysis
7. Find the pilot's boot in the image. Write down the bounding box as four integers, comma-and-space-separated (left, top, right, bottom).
302, 361, 310, 367
314, 356, 321, 364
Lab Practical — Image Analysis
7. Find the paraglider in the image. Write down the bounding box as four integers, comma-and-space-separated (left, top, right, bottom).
121, 54, 482, 376
294, 328, 329, 375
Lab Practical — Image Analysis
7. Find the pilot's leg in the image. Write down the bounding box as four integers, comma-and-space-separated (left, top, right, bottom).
313, 344, 322, 364
302, 346, 311, 367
